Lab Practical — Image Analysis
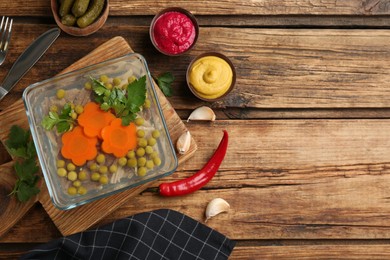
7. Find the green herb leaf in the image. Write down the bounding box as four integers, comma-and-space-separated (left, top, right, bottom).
41, 105, 74, 133
89, 75, 147, 126
156, 72, 174, 97
7, 147, 28, 159
91, 77, 107, 96
127, 75, 147, 112
121, 113, 137, 126
5, 125, 40, 203
16, 181, 40, 202
5, 125, 30, 151
41, 112, 59, 130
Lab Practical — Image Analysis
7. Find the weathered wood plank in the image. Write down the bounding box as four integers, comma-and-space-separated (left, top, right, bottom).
3, 120, 390, 241
230, 245, 390, 259
2, 25, 390, 112
3, 0, 390, 16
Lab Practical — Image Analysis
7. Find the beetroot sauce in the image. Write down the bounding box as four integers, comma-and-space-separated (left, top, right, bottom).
153, 11, 196, 55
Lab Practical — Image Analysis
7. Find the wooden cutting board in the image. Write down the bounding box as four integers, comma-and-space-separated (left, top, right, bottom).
0, 36, 197, 237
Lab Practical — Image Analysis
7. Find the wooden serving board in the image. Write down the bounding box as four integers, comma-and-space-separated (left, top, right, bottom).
0, 36, 197, 237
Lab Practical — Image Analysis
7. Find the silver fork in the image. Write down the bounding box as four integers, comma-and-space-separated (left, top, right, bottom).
0, 16, 13, 66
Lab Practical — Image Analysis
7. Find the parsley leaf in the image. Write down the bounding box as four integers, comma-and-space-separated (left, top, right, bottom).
5, 125, 40, 203
5, 125, 30, 155
5, 126, 34, 159
41, 104, 75, 133
90, 75, 147, 126
156, 72, 174, 97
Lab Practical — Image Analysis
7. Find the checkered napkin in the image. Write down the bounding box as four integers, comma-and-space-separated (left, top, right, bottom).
21, 209, 235, 260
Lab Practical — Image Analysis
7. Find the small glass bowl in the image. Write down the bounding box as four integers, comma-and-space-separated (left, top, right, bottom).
150, 7, 199, 56
186, 52, 236, 102
23, 53, 178, 210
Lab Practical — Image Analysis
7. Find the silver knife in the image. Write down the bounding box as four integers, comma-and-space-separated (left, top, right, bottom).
0, 27, 60, 101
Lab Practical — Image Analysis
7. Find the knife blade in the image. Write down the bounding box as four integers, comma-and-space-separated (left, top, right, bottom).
0, 27, 60, 102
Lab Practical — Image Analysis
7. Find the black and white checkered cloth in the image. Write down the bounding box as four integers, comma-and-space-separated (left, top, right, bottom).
21, 209, 235, 260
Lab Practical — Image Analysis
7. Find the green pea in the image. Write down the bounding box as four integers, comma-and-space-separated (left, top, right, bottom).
137, 157, 146, 167
138, 138, 147, 147
78, 186, 87, 195
78, 170, 87, 181
67, 163, 76, 171
152, 130, 160, 139
135, 117, 144, 126
67, 171, 78, 181
153, 157, 162, 166
91, 172, 101, 181
137, 129, 145, 138
146, 160, 154, 169
84, 81, 92, 90
56, 89, 66, 99
138, 167, 147, 177
109, 164, 118, 173
143, 99, 151, 109
147, 137, 157, 146
96, 154, 105, 164
145, 146, 153, 155
57, 159, 65, 168
118, 157, 127, 166
113, 77, 122, 86
68, 186, 77, 195
73, 180, 82, 187
136, 147, 145, 157
75, 105, 84, 114
99, 175, 109, 185
99, 165, 108, 174
127, 158, 137, 167
127, 150, 136, 159
100, 75, 109, 83
57, 168, 67, 177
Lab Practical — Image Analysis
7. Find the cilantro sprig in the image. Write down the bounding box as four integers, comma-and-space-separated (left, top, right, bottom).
156, 72, 174, 97
41, 103, 75, 133
5, 125, 40, 202
91, 75, 147, 126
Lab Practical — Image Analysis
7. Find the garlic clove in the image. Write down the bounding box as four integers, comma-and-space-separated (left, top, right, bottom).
187, 106, 216, 122
205, 198, 230, 222
176, 130, 191, 155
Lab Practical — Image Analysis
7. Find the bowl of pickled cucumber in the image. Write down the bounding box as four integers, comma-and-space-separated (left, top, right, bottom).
51, 0, 109, 36
23, 53, 178, 210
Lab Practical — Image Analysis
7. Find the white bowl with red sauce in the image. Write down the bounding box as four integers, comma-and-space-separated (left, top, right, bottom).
150, 7, 199, 56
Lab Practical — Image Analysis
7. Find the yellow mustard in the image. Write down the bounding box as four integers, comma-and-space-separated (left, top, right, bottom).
189, 56, 233, 99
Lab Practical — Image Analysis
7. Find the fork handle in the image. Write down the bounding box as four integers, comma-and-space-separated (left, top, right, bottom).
0, 28, 60, 101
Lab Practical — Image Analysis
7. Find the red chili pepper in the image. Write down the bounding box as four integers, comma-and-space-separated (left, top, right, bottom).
158, 130, 228, 196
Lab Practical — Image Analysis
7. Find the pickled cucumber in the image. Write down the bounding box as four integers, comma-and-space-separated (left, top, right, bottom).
77, 0, 105, 28
72, 0, 90, 17
61, 14, 77, 26
59, 0, 76, 17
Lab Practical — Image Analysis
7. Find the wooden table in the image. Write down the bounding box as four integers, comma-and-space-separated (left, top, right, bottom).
1, 1, 390, 259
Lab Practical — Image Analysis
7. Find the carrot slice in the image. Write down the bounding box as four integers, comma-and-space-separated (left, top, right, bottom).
78, 102, 116, 139
101, 118, 137, 158
61, 126, 98, 166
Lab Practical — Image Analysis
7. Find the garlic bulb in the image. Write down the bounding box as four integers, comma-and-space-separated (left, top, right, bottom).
176, 130, 191, 155
205, 198, 230, 222
187, 106, 216, 122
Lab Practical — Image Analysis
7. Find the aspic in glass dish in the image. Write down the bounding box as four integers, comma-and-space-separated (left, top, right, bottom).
23, 53, 178, 210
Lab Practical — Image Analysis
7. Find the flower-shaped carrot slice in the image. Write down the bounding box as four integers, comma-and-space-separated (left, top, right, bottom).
61, 126, 98, 166
78, 102, 116, 139
101, 118, 137, 158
